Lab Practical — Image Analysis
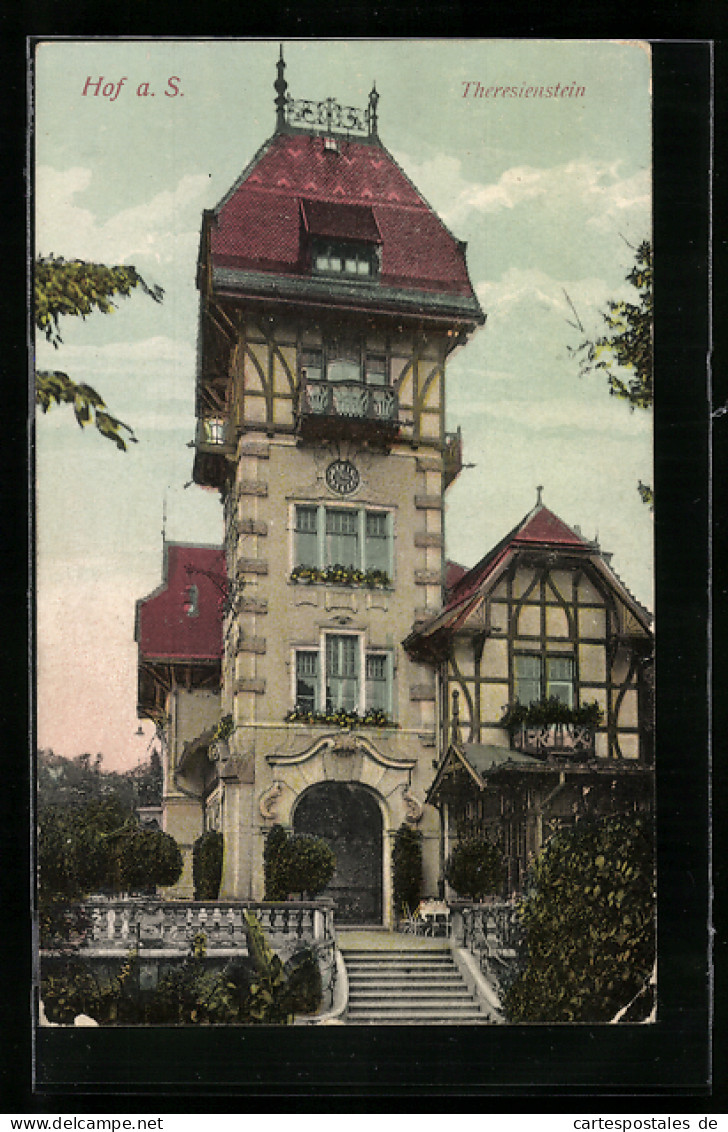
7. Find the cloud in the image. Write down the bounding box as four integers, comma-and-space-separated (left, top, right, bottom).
395, 152, 650, 235
36, 165, 210, 267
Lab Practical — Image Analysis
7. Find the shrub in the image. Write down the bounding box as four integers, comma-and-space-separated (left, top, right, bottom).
193, 831, 224, 900
503, 814, 656, 1023
264, 824, 290, 900
392, 824, 423, 913
445, 836, 505, 900
263, 826, 335, 899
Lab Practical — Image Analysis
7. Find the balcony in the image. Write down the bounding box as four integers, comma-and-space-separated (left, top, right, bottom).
296, 377, 399, 443
193, 416, 235, 489
511, 722, 596, 758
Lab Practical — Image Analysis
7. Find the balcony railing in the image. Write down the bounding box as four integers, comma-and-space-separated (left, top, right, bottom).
78, 898, 334, 954
511, 722, 596, 758
297, 378, 399, 440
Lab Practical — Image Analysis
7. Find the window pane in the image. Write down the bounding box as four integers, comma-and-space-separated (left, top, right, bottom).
295, 506, 319, 567
326, 636, 359, 712
546, 657, 574, 706
514, 654, 541, 705
301, 349, 323, 382
366, 653, 390, 714
296, 651, 319, 712
365, 354, 387, 385
365, 511, 390, 574
326, 509, 359, 568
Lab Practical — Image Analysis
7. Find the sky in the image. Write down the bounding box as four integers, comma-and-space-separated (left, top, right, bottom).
33, 39, 653, 770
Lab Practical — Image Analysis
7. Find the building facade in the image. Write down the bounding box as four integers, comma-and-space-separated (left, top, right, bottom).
166, 55, 484, 922
135, 542, 226, 897
405, 498, 654, 893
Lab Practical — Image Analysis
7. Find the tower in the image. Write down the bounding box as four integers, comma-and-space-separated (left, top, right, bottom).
190, 52, 484, 922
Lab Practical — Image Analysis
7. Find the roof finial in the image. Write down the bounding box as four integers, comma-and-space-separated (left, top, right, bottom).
275, 44, 288, 131
368, 81, 379, 138
536, 484, 544, 507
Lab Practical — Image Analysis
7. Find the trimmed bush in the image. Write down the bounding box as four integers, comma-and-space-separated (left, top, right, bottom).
392, 824, 423, 913
263, 826, 335, 899
193, 831, 224, 900
445, 835, 505, 901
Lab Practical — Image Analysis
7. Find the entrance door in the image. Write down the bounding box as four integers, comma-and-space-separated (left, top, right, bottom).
293, 782, 383, 924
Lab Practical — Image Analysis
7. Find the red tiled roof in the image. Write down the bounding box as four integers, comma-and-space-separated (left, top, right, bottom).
446, 506, 588, 609
136, 544, 225, 662
209, 132, 477, 299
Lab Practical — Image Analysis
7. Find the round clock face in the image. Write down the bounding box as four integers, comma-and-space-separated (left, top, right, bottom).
326, 459, 360, 496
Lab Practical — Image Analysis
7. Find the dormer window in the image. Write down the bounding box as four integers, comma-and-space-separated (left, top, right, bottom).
313, 241, 375, 278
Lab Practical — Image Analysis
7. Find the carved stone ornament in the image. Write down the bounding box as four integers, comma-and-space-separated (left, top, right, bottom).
259, 780, 284, 821
402, 786, 424, 824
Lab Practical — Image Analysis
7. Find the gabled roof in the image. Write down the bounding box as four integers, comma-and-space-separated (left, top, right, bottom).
427, 741, 653, 804
406, 502, 652, 657
135, 543, 226, 663
202, 129, 484, 322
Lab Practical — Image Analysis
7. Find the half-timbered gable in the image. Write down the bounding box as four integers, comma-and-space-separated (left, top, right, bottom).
406, 497, 654, 893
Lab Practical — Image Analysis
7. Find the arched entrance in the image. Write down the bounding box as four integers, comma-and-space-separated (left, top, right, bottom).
293, 782, 383, 924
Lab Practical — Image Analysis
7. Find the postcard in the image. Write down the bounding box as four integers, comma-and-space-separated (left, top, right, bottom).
30, 36, 708, 1097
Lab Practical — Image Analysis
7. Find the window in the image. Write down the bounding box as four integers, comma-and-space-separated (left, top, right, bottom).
183, 585, 199, 617
326, 509, 359, 568
312, 241, 375, 277
295, 506, 319, 568
296, 651, 319, 712
294, 505, 392, 578
326, 635, 359, 712
293, 638, 394, 719
299, 340, 390, 387
514, 654, 574, 706
365, 653, 391, 714
545, 657, 574, 707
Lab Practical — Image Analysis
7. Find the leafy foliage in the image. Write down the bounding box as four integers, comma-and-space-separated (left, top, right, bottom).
41, 926, 322, 1026
445, 835, 505, 901
291, 564, 391, 589
285, 705, 395, 728
567, 241, 653, 505
569, 241, 653, 409
34, 255, 163, 450
37, 748, 162, 810
37, 795, 182, 945
503, 814, 656, 1023
500, 698, 603, 730
192, 831, 224, 900
262, 825, 336, 900
392, 824, 423, 913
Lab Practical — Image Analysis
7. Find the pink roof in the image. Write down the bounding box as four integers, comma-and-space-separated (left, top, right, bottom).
209, 132, 478, 299
136, 544, 225, 662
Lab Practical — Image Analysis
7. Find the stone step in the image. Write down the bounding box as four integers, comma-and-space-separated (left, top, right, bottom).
346, 973, 461, 982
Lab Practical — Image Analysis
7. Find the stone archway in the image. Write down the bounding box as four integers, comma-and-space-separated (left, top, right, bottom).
293, 782, 383, 924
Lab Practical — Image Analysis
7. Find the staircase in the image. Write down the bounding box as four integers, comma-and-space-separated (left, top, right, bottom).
339, 935, 493, 1025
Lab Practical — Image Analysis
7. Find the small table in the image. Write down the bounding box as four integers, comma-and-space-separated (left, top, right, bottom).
417, 901, 451, 938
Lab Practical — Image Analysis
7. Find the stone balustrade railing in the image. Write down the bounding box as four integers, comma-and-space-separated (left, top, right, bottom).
79, 897, 335, 954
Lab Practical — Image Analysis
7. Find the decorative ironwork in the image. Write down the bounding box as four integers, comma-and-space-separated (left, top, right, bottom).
285, 96, 369, 136
511, 722, 596, 757
299, 379, 398, 423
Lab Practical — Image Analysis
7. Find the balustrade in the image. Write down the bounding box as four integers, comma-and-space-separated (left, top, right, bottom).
80, 898, 334, 954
